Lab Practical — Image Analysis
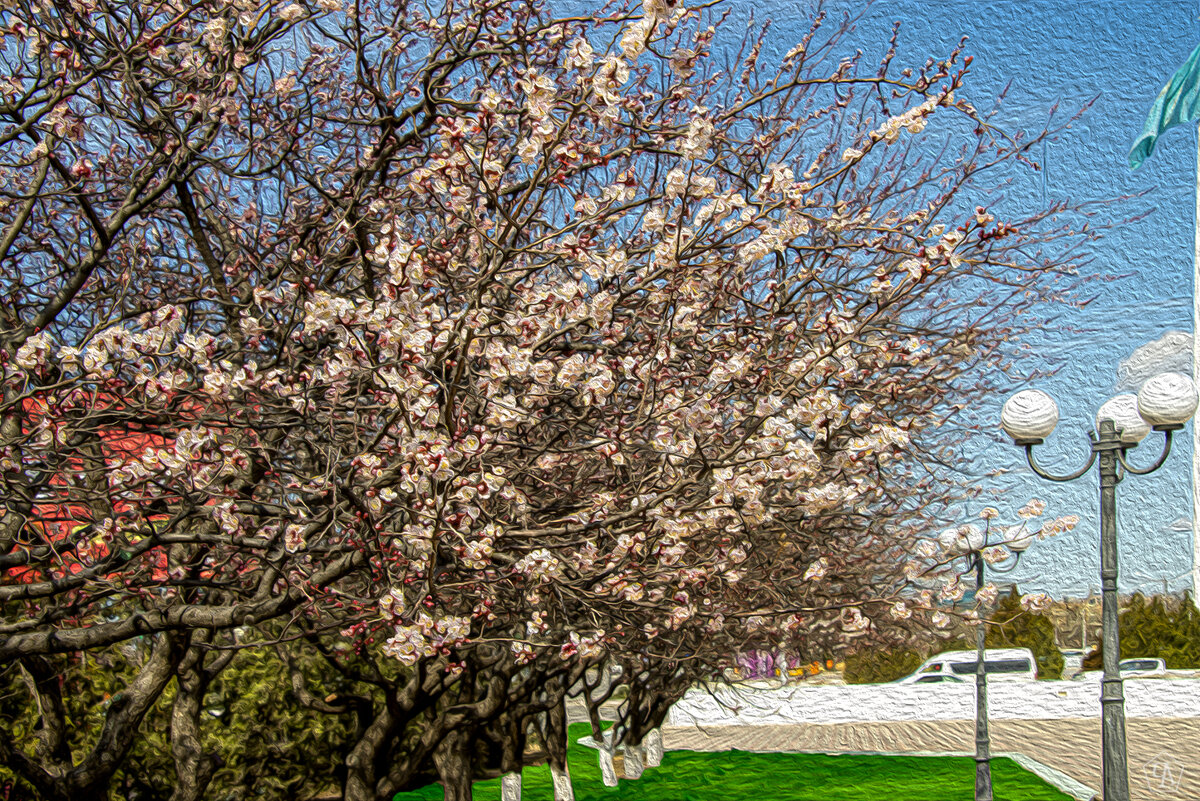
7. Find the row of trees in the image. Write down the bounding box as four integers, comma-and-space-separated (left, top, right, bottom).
0, 0, 1094, 797
1083, 592, 1200, 669
844, 585, 1066, 684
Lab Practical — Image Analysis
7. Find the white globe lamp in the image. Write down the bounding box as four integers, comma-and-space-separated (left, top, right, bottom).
961, 524, 986, 553
1136, 372, 1198, 430
938, 527, 964, 555
1000, 389, 1059, 444
1095, 394, 1150, 445
1005, 527, 1036, 553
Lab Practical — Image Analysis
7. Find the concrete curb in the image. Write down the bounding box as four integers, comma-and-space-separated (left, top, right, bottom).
1001, 751, 1100, 801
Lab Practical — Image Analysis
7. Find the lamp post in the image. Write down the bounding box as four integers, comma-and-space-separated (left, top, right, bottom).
939, 522, 1034, 801
1000, 372, 1199, 801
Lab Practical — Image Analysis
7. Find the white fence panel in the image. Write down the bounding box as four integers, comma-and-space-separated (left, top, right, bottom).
665, 679, 1200, 726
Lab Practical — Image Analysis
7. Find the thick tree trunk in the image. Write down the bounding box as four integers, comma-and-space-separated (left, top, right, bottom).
169, 641, 232, 801
585, 705, 617, 787
20, 633, 188, 801
623, 744, 644, 779
542, 698, 574, 801
497, 713, 525, 801
549, 764, 574, 801
500, 772, 521, 801
644, 729, 664, 768
343, 706, 394, 801
597, 744, 618, 787
433, 729, 474, 801
168, 665, 219, 801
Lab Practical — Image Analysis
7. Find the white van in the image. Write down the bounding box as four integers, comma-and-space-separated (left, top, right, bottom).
899, 648, 1038, 683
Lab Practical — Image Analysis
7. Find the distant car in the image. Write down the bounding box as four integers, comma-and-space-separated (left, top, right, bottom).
1118, 658, 1166, 677
896, 673, 969, 685
898, 648, 1038, 684
1072, 658, 1167, 681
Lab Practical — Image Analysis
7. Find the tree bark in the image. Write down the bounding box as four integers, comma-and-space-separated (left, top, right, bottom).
644, 729, 664, 768
168, 662, 217, 801
576, 667, 618, 788
541, 693, 574, 801
499, 772, 521, 801
343, 704, 394, 801
597, 743, 618, 788
623, 744, 644, 780
549, 764, 574, 801
432, 728, 474, 801
169, 639, 233, 801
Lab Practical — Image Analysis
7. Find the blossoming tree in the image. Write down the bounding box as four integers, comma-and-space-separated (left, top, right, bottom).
0, 0, 1096, 797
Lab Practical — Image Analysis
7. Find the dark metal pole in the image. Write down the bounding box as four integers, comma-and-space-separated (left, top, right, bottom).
1019, 418, 1180, 801
1096, 420, 1130, 801
973, 553, 993, 801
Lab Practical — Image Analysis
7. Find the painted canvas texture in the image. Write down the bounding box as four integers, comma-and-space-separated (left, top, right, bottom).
2, 1, 1200, 801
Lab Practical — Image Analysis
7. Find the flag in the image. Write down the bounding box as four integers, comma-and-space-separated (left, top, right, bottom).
1130, 42, 1200, 169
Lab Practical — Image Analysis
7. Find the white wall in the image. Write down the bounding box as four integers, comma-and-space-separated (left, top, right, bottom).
666, 679, 1200, 726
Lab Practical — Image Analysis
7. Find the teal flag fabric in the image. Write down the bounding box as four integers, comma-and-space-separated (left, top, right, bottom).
1130, 42, 1200, 169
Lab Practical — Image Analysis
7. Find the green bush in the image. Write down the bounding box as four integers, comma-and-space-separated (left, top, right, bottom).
843, 648, 924, 684
1084, 592, 1200, 669
0, 639, 356, 800
985, 587, 1063, 680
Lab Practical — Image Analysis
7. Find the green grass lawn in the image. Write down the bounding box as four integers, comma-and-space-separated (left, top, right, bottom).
394, 723, 1074, 801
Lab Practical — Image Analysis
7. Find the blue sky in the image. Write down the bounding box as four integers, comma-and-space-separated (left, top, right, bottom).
754, 0, 1199, 596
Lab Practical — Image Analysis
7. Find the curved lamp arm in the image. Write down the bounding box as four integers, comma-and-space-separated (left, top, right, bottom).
1024, 442, 1097, 483
960, 547, 1021, 576
986, 550, 1023, 575
1116, 429, 1175, 476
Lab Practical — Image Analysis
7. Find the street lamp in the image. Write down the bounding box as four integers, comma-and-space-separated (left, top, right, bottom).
999, 372, 1199, 801
939, 522, 1034, 801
